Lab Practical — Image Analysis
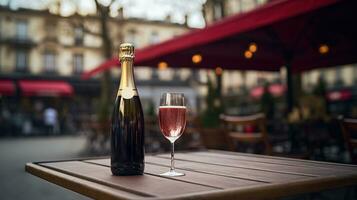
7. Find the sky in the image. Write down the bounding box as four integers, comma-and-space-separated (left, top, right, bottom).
0, 0, 206, 28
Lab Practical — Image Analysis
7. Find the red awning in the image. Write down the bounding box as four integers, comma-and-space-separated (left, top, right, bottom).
0, 80, 16, 96
19, 80, 74, 97
250, 84, 286, 99
326, 90, 352, 102
82, 0, 357, 79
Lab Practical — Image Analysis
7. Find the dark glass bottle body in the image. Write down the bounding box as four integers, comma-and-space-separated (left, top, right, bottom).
111, 95, 144, 175
111, 43, 144, 176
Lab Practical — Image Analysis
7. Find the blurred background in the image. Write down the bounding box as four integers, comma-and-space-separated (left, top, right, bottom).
0, 0, 356, 199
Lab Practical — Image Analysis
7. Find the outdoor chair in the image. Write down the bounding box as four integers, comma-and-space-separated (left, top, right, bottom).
193, 116, 230, 150
339, 117, 357, 163
220, 113, 272, 155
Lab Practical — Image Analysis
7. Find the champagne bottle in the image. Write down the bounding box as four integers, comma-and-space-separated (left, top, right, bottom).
111, 43, 144, 176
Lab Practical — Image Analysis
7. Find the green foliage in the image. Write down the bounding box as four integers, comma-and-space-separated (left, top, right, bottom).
313, 76, 327, 96
290, 76, 329, 123
260, 83, 275, 118
201, 73, 223, 128
146, 100, 156, 117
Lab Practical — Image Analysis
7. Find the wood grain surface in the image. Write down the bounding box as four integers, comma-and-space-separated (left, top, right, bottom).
26, 150, 357, 200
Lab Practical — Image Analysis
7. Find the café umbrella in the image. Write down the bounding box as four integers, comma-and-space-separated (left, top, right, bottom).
81, 0, 357, 111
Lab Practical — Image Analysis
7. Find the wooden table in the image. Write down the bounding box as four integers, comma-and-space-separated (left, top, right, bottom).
26, 150, 357, 200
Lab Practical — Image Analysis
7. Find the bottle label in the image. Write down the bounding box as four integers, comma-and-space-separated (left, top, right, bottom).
121, 87, 135, 99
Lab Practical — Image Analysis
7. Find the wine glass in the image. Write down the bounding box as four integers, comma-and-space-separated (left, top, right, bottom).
158, 93, 186, 177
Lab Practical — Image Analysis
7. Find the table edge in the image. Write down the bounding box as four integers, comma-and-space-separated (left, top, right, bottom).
25, 163, 145, 200
153, 174, 357, 200
25, 150, 357, 200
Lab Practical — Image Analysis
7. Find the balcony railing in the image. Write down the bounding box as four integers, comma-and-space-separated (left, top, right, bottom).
0, 37, 36, 48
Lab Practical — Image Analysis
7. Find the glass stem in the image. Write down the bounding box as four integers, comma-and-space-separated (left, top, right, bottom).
170, 142, 175, 172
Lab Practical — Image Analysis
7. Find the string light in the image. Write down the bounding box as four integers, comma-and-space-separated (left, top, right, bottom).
158, 61, 168, 70
319, 44, 329, 54
249, 42, 257, 53
192, 54, 202, 64
244, 50, 253, 59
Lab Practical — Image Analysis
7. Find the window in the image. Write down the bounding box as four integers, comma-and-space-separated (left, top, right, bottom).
73, 54, 83, 74
126, 29, 137, 46
43, 52, 56, 73
213, 1, 224, 20
45, 21, 57, 39
257, 72, 265, 85
257, 0, 267, 5
335, 68, 343, 85
149, 31, 160, 44
320, 70, 327, 80
74, 26, 84, 45
16, 20, 28, 40
240, 0, 257, 13
16, 50, 28, 71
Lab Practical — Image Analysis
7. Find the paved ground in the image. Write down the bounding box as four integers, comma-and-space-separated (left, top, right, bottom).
0, 136, 92, 200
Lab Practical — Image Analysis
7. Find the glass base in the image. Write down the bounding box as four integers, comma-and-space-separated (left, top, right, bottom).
160, 170, 185, 177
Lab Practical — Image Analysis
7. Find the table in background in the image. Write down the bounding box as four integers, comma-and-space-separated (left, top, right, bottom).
26, 150, 357, 200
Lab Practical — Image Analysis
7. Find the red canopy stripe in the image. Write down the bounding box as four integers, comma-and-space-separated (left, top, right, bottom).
0, 80, 16, 96
134, 0, 339, 63
19, 80, 74, 97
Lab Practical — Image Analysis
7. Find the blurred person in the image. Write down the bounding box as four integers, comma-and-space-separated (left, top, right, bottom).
0, 106, 12, 135
34, 101, 47, 134
22, 118, 33, 135
13, 112, 25, 136
43, 107, 59, 135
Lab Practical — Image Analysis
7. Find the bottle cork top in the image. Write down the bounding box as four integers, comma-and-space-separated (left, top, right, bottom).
119, 43, 135, 60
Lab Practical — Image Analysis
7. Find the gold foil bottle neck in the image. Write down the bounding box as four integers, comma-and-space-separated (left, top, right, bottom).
119, 43, 135, 61
118, 43, 137, 97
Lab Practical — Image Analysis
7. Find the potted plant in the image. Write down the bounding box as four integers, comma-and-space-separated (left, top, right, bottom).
198, 73, 228, 150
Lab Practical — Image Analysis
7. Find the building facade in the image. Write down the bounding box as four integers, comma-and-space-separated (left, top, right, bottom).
0, 6, 194, 136
0, 6, 189, 78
